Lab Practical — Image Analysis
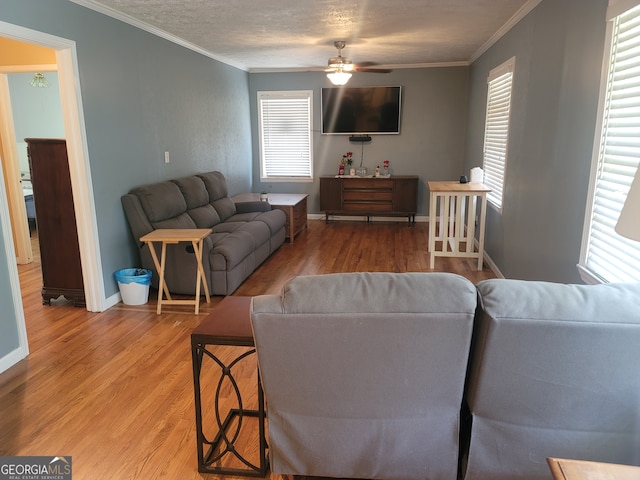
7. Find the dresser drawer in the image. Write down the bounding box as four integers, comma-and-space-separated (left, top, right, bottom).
293, 200, 307, 225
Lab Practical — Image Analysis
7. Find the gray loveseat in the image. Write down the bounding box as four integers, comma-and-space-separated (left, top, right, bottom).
121, 171, 286, 296
250, 272, 640, 480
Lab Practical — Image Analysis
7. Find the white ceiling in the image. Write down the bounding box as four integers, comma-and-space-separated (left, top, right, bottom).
71, 0, 541, 72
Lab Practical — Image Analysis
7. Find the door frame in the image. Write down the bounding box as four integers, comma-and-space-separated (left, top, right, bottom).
0, 21, 104, 368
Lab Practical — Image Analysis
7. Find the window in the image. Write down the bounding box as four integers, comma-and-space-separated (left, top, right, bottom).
258, 90, 313, 181
579, 2, 640, 284
482, 57, 515, 210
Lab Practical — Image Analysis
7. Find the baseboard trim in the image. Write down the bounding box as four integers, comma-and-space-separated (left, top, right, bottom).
104, 292, 122, 310
0, 345, 29, 374
308, 213, 429, 223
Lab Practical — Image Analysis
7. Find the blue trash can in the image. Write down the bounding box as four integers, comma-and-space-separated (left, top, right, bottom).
114, 268, 152, 305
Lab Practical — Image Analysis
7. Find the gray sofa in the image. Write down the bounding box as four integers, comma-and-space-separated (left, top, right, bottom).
121, 171, 286, 296
250, 273, 640, 480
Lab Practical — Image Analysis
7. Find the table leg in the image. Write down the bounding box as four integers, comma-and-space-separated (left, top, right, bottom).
477, 194, 487, 271
288, 206, 295, 243
191, 239, 210, 314
157, 242, 169, 314
145, 240, 172, 314
429, 192, 436, 269
192, 344, 268, 476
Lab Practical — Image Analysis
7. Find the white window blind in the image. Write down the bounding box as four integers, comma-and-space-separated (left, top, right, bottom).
482, 58, 515, 210
258, 91, 313, 181
580, 4, 640, 283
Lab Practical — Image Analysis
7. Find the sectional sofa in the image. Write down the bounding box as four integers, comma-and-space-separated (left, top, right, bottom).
121, 171, 286, 296
250, 272, 640, 480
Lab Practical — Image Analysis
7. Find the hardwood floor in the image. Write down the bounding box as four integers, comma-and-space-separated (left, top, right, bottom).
2, 220, 495, 479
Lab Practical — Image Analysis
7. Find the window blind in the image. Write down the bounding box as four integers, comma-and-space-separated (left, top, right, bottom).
582, 4, 640, 283
258, 91, 313, 180
482, 58, 515, 210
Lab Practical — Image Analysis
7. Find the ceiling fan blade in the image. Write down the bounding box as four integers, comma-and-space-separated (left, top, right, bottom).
356, 67, 393, 73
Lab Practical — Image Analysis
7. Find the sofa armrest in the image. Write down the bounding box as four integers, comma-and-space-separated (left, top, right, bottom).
235, 200, 271, 213
121, 193, 154, 246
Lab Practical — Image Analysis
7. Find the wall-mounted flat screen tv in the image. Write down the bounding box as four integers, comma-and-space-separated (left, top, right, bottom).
321, 86, 402, 135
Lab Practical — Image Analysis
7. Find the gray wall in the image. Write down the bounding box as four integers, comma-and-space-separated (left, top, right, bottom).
1, 0, 253, 301
464, 0, 608, 282
248, 68, 470, 214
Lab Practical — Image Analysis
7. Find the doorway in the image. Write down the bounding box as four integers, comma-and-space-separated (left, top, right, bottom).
0, 21, 104, 373
2, 70, 65, 260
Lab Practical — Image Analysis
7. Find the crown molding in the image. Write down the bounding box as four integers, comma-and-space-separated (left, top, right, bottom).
68, 0, 249, 71
470, 0, 543, 63
249, 61, 470, 74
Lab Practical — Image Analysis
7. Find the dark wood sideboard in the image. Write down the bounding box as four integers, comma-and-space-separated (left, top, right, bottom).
320, 176, 418, 224
26, 138, 85, 307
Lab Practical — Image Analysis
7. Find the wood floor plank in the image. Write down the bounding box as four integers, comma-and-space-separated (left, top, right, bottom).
2, 220, 495, 479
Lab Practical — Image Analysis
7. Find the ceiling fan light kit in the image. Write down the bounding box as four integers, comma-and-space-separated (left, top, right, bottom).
325, 41, 392, 85
327, 70, 352, 85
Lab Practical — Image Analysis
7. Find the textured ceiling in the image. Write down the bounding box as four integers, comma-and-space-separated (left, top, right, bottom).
72, 0, 540, 71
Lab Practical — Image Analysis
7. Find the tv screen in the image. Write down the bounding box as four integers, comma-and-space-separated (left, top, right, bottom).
321, 86, 402, 135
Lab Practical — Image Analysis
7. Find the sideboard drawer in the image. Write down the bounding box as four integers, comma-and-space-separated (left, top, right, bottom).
343, 191, 393, 202
344, 178, 394, 189
343, 202, 393, 212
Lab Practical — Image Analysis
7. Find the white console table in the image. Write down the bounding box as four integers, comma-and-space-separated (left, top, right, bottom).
428, 181, 491, 271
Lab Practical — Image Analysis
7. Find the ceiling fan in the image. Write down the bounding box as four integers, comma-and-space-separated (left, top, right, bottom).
325, 41, 392, 85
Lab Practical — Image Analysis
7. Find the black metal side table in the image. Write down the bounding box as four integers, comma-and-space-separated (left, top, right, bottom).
191, 296, 268, 477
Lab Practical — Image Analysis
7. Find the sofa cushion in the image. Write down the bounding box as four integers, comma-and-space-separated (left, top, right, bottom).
237, 220, 270, 246
173, 175, 209, 209
131, 181, 186, 223
152, 212, 197, 230
212, 221, 243, 234
187, 204, 221, 228
198, 171, 228, 198
254, 210, 287, 235
227, 212, 265, 223
210, 230, 257, 270
173, 175, 222, 227
198, 171, 238, 221
212, 196, 237, 221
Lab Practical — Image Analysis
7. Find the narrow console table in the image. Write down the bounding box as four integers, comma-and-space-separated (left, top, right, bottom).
233, 193, 308, 243
139, 228, 211, 314
191, 296, 268, 477
428, 181, 491, 271
320, 176, 418, 224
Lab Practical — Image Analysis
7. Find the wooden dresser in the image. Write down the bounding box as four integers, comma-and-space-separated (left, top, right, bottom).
320, 176, 418, 224
26, 138, 85, 307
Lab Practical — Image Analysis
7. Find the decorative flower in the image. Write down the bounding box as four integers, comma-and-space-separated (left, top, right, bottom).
340, 152, 354, 166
